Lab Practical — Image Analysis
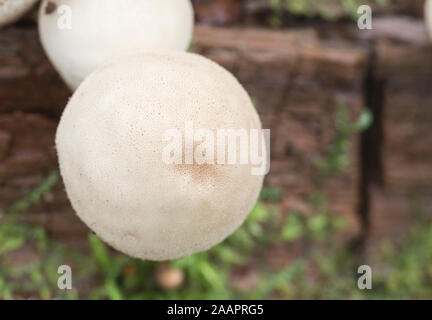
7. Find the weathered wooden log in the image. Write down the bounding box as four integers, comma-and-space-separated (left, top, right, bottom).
366, 37, 432, 252
0, 28, 71, 117
377, 38, 432, 191
194, 0, 243, 26
358, 16, 429, 44
0, 112, 57, 204
194, 26, 368, 237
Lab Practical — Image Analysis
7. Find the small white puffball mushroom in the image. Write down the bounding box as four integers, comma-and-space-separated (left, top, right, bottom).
38, 0, 194, 91
0, 0, 38, 28
56, 52, 266, 261
426, 0, 432, 39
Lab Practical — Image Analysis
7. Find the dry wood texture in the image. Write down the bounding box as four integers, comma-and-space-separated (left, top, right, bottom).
194, 26, 368, 238
366, 38, 432, 251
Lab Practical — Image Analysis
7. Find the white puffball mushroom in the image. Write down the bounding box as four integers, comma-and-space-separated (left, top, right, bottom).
426, 0, 432, 39
56, 52, 266, 261
0, 0, 38, 28
38, 0, 194, 91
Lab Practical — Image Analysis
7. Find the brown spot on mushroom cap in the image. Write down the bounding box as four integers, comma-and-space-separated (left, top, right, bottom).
173, 163, 222, 186
45, 1, 57, 15
168, 139, 224, 185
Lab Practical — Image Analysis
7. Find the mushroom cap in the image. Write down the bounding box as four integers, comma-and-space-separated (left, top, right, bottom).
38, 0, 194, 90
56, 52, 266, 261
426, 0, 432, 39
0, 0, 38, 28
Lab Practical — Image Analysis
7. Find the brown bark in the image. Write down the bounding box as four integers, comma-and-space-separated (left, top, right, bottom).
0, 28, 71, 117
366, 38, 432, 253
194, 26, 368, 238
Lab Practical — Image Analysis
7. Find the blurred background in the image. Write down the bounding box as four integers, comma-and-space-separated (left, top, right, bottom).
1, 0, 432, 299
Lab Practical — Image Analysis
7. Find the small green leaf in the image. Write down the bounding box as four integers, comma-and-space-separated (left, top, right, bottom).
89, 234, 111, 272
0, 237, 25, 255
248, 202, 268, 223
105, 279, 124, 300
281, 214, 303, 242
260, 187, 282, 202
307, 214, 328, 238
355, 108, 373, 132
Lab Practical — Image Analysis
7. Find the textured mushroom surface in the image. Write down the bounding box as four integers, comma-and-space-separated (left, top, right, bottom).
56, 52, 266, 261
38, 0, 194, 90
0, 0, 38, 28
